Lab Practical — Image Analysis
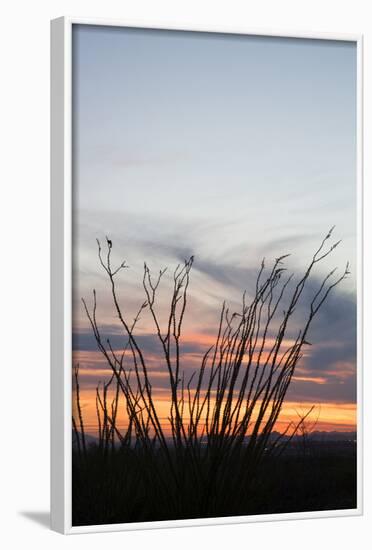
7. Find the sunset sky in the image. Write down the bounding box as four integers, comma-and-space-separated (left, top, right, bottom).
72, 25, 357, 434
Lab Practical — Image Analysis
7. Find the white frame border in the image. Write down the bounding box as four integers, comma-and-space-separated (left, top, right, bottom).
51, 16, 363, 535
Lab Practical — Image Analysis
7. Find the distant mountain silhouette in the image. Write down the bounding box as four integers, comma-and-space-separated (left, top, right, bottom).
72, 432, 99, 447
72, 430, 356, 447
304, 430, 356, 442
268, 430, 356, 442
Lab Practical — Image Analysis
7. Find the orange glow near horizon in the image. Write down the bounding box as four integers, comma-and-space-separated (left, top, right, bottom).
73, 385, 356, 437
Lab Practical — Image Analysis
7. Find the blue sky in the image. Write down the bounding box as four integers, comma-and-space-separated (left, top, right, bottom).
73, 25, 356, 275
72, 25, 357, 426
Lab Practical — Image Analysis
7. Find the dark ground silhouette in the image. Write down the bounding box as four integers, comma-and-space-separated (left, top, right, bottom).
72, 439, 356, 526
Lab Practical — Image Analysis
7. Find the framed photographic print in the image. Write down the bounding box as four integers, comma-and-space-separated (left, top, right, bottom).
51, 17, 363, 534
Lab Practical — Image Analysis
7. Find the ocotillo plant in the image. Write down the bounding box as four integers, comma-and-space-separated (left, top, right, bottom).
74, 228, 349, 508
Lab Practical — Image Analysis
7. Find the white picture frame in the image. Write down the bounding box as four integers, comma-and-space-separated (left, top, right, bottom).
51, 16, 363, 534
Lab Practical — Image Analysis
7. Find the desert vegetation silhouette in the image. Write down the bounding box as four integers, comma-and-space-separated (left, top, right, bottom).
72, 228, 355, 526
